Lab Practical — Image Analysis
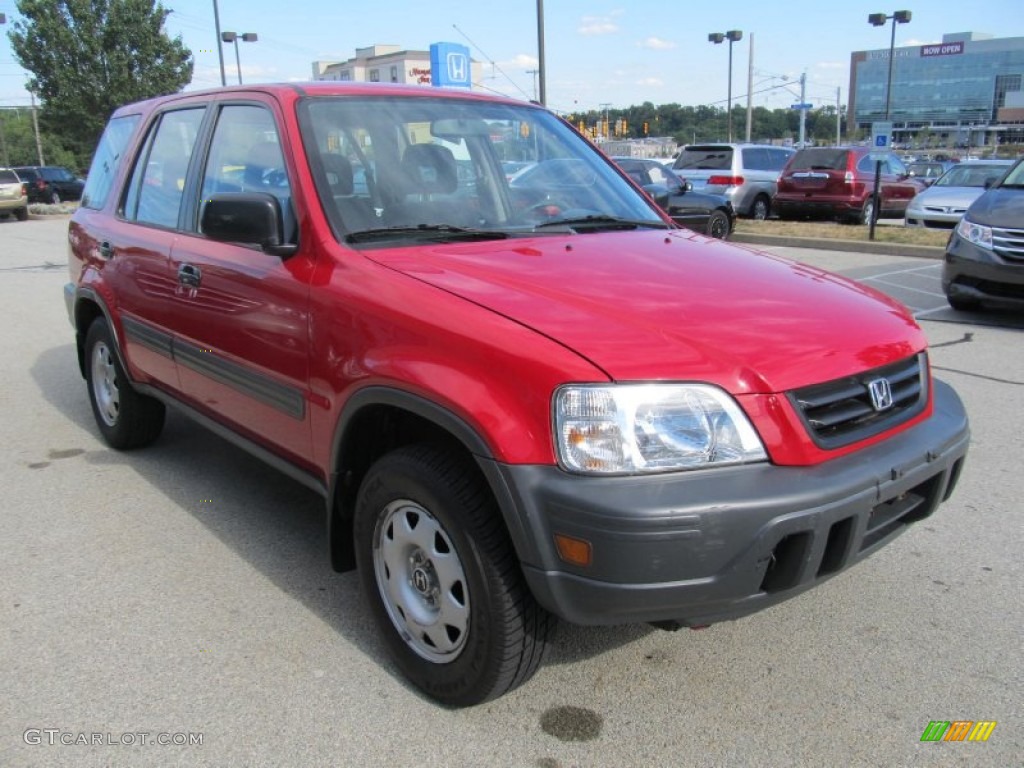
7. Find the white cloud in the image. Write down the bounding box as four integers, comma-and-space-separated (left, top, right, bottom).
579, 15, 619, 36
816, 61, 844, 70
639, 37, 674, 50
499, 54, 539, 70
636, 77, 664, 87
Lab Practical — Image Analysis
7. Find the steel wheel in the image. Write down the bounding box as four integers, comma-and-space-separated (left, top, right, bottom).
372, 498, 470, 663
90, 339, 121, 427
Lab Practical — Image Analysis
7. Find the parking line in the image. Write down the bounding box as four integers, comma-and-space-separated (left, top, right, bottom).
863, 276, 946, 299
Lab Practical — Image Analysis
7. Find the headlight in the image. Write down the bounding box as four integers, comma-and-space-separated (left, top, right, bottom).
957, 217, 992, 250
554, 384, 767, 475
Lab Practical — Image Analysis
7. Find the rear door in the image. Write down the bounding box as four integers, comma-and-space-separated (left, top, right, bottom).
105, 105, 208, 389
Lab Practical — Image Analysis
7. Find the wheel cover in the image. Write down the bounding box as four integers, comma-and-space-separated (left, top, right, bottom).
753, 199, 768, 220
372, 499, 470, 663
90, 341, 120, 427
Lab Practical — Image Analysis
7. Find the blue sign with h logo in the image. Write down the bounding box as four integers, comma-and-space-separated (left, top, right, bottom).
430, 43, 472, 89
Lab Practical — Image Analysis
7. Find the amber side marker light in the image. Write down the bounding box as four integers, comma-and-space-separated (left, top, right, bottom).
554, 534, 592, 567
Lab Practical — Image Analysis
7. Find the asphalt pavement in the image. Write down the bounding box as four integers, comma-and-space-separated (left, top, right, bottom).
2, 217, 1020, 767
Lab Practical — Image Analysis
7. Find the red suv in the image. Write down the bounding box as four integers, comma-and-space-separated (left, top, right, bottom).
774, 146, 926, 224
65, 84, 968, 706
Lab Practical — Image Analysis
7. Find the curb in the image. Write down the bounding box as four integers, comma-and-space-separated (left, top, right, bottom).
731, 231, 945, 260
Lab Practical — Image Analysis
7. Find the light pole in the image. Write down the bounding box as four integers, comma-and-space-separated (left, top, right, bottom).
867, 10, 910, 239
221, 31, 258, 85
708, 30, 742, 142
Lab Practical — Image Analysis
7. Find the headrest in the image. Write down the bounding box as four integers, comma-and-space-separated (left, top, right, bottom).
401, 144, 457, 195
321, 154, 354, 195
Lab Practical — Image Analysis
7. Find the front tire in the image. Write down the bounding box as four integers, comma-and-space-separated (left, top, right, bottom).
354, 444, 555, 706
50, 190, 62, 205
706, 210, 731, 240
84, 318, 165, 449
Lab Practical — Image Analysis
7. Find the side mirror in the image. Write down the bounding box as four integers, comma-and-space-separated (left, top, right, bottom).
201, 193, 297, 258
643, 183, 670, 208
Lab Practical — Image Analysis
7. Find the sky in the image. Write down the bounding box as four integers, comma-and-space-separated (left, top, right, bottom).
0, 0, 1021, 116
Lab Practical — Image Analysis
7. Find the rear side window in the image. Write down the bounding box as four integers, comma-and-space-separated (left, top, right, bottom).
767, 149, 794, 170
122, 108, 205, 229
0, 170, 18, 184
81, 115, 140, 210
674, 147, 733, 171
742, 147, 769, 171
789, 149, 848, 171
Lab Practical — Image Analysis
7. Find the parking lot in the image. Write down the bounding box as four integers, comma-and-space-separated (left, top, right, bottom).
1, 217, 1020, 767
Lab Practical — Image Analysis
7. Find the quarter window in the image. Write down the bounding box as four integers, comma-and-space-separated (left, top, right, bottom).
81, 115, 140, 210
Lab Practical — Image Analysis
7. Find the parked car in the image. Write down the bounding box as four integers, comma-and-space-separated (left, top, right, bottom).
672, 143, 794, 220
905, 160, 955, 186
905, 160, 1013, 229
12, 165, 85, 204
773, 146, 926, 224
942, 156, 1024, 311
66, 83, 968, 706
612, 156, 735, 239
0, 167, 29, 221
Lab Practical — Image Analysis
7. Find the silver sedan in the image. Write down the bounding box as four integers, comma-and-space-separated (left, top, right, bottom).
904, 160, 1012, 228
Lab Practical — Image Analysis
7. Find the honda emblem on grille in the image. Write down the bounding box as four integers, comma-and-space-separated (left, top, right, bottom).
868, 377, 894, 411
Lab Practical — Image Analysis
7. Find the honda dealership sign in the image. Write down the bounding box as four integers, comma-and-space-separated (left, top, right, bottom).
430, 43, 472, 88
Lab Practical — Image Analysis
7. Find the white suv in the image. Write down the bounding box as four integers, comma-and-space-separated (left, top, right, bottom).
673, 143, 795, 219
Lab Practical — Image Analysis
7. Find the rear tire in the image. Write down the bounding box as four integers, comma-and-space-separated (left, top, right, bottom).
15, 206, 29, 221
354, 444, 555, 706
750, 195, 770, 221
705, 210, 731, 240
84, 318, 165, 449
50, 190, 62, 205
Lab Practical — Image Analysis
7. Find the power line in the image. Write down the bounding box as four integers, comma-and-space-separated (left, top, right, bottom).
451, 23, 531, 101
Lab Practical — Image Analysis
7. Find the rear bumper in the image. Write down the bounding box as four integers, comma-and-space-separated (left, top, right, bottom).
488, 379, 969, 627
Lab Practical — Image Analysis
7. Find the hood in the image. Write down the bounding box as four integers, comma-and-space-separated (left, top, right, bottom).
964, 187, 1024, 227
913, 186, 985, 209
365, 230, 925, 394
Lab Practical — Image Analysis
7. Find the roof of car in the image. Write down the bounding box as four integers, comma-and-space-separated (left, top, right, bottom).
110, 81, 528, 118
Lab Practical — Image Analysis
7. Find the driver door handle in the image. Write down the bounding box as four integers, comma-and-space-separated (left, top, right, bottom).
177, 263, 202, 289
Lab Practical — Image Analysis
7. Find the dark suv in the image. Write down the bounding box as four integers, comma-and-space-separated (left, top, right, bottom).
13, 165, 84, 204
773, 147, 925, 224
65, 83, 968, 706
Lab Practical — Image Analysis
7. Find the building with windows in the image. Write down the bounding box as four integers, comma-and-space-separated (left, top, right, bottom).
849, 32, 1024, 148
313, 45, 483, 89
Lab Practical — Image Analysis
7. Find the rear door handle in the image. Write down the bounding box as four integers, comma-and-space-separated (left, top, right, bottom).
99, 241, 113, 259
177, 263, 202, 288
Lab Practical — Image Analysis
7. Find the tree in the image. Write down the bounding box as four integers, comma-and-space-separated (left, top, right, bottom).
8, 0, 192, 167
0, 109, 79, 169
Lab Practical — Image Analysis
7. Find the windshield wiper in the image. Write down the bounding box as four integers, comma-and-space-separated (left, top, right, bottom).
533, 215, 669, 232
345, 224, 509, 244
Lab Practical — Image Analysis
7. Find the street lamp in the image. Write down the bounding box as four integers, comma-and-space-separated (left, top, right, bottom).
867, 10, 910, 239
708, 30, 742, 142
221, 31, 258, 85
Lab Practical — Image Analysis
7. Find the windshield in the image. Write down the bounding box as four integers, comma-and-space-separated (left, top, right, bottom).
935, 164, 1010, 188
299, 96, 663, 245
994, 159, 1024, 188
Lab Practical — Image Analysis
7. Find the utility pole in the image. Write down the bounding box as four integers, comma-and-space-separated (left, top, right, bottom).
30, 93, 45, 166
798, 72, 807, 147
536, 0, 546, 106
836, 86, 841, 145
600, 102, 611, 139
746, 33, 754, 142
526, 69, 539, 101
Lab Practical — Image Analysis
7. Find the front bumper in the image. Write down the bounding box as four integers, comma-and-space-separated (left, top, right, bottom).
944, 235, 1024, 308
487, 379, 969, 627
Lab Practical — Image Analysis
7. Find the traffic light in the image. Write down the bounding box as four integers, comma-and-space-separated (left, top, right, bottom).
643, 121, 649, 136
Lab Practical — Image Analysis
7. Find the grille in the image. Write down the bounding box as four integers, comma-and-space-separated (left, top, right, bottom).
993, 225, 1024, 261
788, 353, 928, 449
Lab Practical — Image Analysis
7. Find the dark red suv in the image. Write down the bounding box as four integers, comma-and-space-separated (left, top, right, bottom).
774, 146, 926, 224
65, 84, 968, 706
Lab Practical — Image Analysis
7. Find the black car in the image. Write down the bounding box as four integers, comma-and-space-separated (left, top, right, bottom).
612, 157, 735, 239
12, 165, 85, 204
943, 157, 1024, 311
